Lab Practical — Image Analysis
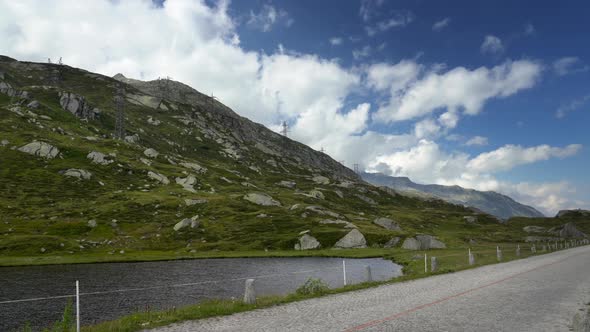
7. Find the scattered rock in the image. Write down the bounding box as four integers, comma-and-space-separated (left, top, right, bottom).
277, 180, 296, 188
143, 148, 159, 158
373, 217, 402, 231
463, 216, 478, 224
299, 230, 310, 235
383, 237, 400, 248
87, 151, 113, 165
147, 116, 161, 126
185, 199, 208, 206
402, 237, 421, 250
334, 229, 367, 248
124, 134, 139, 144
523, 226, 546, 233
176, 174, 198, 192
180, 162, 207, 174
355, 194, 377, 205
27, 100, 40, 109
140, 158, 152, 166
59, 92, 99, 119
294, 234, 321, 250
63, 169, 92, 180
308, 189, 325, 200
18, 141, 60, 159
87, 220, 97, 228
333, 190, 344, 198
148, 171, 170, 184
312, 175, 330, 185
0, 139, 9, 147
416, 235, 447, 249
290, 204, 300, 210
174, 215, 199, 231
320, 219, 357, 228
257, 214, 267, 218
305, 205, 342, 219
549, 222, 587, 238
266, 159, 278, 167
243, 193, 281, 206
40, 247, 46, 253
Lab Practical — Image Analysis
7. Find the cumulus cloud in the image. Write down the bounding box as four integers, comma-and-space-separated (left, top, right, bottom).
371, 59, 542, 124
359, 0, 385, 22
465, 136, 488, 146
352, 45, 372, 60
247, 3, 293, 32
480, 35, 504, 54
553, 56, 590, 76
432, 18, 451, 31
367, 141, 584, 215
556, 94, 590, 118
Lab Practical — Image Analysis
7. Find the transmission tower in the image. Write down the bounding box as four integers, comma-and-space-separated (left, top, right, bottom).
281, 121, 289, 137
114, 85, 126, 140
320, 147, 325, 153
353, 163, 360, 174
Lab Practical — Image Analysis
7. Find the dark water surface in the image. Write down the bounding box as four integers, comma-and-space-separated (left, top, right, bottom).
0, 257, 402, 331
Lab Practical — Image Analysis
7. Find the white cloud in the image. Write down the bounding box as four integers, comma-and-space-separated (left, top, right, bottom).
432, 18, 451, 31
352, 45, 372, 60
524, 23, 535, 36
365, 12, 414, 36
553, 56, 590, 76
366, 60, 422, 92
247, 3, 292, 32
367, 141, 584, 215
414, 118, 441, 139
480, 35, 504, 55
372, 59, 542, 124
329, 37, 343, 46
465, 136, 488, 146
556, 94, 590, 118
359, 0, 385, 22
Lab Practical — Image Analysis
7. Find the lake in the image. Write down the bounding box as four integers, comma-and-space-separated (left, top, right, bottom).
0, 257, 403, 331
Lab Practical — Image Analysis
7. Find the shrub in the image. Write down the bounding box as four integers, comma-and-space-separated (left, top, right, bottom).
295, 278, 329, 296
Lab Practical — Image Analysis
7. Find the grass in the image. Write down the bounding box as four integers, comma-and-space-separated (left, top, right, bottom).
79, 242, 581, 332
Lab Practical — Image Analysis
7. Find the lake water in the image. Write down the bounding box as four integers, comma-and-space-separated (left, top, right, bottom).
0, 257, 402, 331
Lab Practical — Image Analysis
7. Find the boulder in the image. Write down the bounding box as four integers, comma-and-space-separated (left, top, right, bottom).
243, 193, 281, 206
124, 134, 139, 144
18, 141, 59, 159
27, 100, 40, 109
185, 199, 208, 206
334, 229, 367, 248
87, 151, 113, 165
523, 226, 546, 233
180, 162, 207, 174
373, 217, 402, 231
1, 139, 9, 147
59, 92, 99, 119
87, 220, 97, 228
148, 171, 170, 184
402, 237, 421, 250
312, 175, 330, 185
143, 148, 159, 158
63, 169, 92, 180
416, 235, 447, 249
463, 216, 478, 224
174, 215, 199, 231
549, 222, 587, 238
333, 190, 344, 198
355, 194, 377, 205
176, 175, 198, 192
305, 205, 342, 219
277, 180, 296, 188
383, 237, 401, 248
147, 116, 161, 125
294, 234, 321, 250
319, 219, 357, 229
308, 189, 325, 200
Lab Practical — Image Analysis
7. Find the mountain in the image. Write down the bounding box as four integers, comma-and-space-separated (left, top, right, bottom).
2, 55, 503, 256
361, 172, 545, 220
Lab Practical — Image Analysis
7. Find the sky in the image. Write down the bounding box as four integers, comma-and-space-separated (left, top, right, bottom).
0, 0, 589, 215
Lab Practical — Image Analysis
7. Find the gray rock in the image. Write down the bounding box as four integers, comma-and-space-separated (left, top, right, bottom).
308, 189, 325, 199
124, 134, 139, 144
27, 100, 40, 109
18, 141, 59, 159
305, 205, 342, 219
243, 193, 281, 206
143, 148, 159, 158
383, 237, 400, 248
185, 199, 208, 206
312, 175, 330, 185
277, 180, 296, 188
333, 190, 344, 198
176, 174, 198, 192
416, 235, 447, 249
180, 162, 207, 174
430, 256, 438, 272
549, 222, 587, 238
59, 92, 99, 119
243, 279, 256, 304
355, 194, 377, 205
294, 234, 321, 250
373, 217, 402, 231
63, 169, 92, 180
148, 171, 170, 184
87, 151, 113, 165
174, 216, 199, 231
319, 219, 357, 229
402, 237, 421, 250
87, 220, 97, 228
523, 226, 546, 233
0, 139, 9, 147
334, 229, 367, 248
147, 116, 161, 126
463, 216, 478, 223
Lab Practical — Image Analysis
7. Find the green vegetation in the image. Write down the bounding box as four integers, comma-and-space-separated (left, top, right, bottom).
295, 277, 330, 295
18, 300, 75, 332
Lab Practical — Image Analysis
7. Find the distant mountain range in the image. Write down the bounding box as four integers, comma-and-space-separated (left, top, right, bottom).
361, 172, 545, 220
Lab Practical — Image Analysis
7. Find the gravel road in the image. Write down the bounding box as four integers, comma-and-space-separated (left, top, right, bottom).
149, 245, 590, 332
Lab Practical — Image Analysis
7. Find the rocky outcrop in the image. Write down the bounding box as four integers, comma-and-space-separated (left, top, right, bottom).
243, 193, 281, 206
0, 81, 31, 99
277, 180, 296, 188
312, 175, 330, 185
176, 175, 198, 192
383, 237, 400, 248
463, 216, 478, 224
63, 169, 92, 180
143, 148, 159, 158
556, 209, 590, 218
59, 92, 99, 120
87, 151, 113, 165
402, 235, 446, 250
334, 229, 367, 248
294, 234, 321, 250
148, 171, 170, 184
180, 162, 207, 174
174, 215, 199, 231
402, 237, 421, 250
18, 141, 59, 159
373, 217, 401, 231
355, 194, 377, 205
319, 219, 357, 228
124, 134, 139, 144
307, 189, 325, 199
549, 222, 587, 238
305, 205, 343, 219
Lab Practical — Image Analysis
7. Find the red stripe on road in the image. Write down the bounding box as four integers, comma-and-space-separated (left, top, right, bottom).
343, 250, 586, 332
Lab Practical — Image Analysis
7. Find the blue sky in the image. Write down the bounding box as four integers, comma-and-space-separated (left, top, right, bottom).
0, 0, 588, 214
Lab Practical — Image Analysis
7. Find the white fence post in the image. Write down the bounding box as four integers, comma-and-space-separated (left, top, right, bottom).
76, 280, 80, 332
342, 260, 347, 286
424, 254, 428, 273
